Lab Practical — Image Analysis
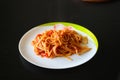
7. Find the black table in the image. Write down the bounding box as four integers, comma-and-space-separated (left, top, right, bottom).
1, 0, 120, 80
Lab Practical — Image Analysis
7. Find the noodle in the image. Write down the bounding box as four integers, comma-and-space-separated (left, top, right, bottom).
32, 24, 91, 60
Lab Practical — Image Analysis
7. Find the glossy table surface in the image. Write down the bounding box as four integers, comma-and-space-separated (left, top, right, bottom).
1, 0, 120, 80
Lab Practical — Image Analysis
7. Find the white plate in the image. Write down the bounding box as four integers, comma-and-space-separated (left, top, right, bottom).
18, 22, 98, 69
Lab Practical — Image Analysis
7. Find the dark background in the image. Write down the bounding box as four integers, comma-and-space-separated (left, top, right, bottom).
1, 0, 120, 80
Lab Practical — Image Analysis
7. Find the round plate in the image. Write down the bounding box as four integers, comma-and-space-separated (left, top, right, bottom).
18, 22, 98, 69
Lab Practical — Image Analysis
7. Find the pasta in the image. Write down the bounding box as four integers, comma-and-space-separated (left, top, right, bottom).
32, 24, 91, 60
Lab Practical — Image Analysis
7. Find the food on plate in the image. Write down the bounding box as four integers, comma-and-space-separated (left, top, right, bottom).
32, 24, 91, 60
